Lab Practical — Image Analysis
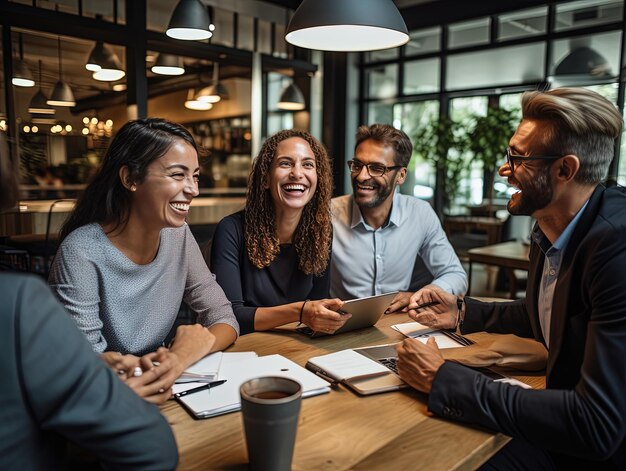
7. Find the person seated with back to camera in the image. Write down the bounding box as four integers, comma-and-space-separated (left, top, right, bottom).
0, 124, 178, 470
211, 129, 350, 335
49, 118, 239, 404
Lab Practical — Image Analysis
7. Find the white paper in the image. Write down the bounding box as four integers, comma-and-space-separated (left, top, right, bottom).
392, 322, 464, 349
307, 349, 389, 381
177, 354, 330, 418
173, 352, 257, 394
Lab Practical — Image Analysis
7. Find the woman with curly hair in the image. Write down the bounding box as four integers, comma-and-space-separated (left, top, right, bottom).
211, 130, 350, 335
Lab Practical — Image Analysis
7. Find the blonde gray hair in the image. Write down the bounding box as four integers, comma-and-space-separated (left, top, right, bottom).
521, 87, 623, 184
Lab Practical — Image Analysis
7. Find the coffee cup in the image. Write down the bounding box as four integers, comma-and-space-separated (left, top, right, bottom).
240, 376, 302, 471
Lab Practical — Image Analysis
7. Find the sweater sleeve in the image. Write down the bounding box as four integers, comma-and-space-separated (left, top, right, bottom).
182, 225, 239, 336
211, 214, 258, 335
48, 229, 107, 353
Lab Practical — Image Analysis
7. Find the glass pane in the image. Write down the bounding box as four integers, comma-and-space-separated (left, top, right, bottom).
449, 97, 488, 210
257, 19, 272, 55
448, 17, 489, 49
267, 72, 287, 111
366, 102, 393, 125
498, 7, 547, 41
393, 101, 439, 199
446, 43, 545, 91
499, 93, 523, 121
364, 47, 399, 62
212, 8, 235, 48
555, 0, 623, 32
405, 27, 441, 56
274, 23, 287, 58
403, 58, 440, 94
238, 15, 254, 51
583, 83, 619, 103
550, 31, 621, 86
365, 64, 397, 99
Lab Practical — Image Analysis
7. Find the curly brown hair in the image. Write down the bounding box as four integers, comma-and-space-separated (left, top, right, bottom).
244, 129, 333, 276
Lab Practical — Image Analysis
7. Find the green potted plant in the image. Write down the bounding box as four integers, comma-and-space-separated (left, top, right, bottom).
467, 107, 519, 211
413, 115, 469, 215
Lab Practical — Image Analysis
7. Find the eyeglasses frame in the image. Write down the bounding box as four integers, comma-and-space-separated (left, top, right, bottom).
347, 159, 404, 178
505, 147, 563, 173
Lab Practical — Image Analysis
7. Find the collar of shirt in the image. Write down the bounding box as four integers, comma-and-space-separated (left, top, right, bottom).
531, 199, 589, 257
349, 190, 404, 231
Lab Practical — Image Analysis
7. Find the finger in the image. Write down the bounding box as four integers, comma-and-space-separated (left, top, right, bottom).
143, 388, 173, 405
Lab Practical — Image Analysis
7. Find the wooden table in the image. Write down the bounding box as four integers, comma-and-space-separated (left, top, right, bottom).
161, 313, 545, 470
467, 241, 531, 299
443, 216, 506, 248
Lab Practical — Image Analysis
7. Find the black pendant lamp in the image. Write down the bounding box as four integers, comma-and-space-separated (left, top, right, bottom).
29, 60, 55, 115
196, 62, 229, 103
166, 0, 212, 40
285, 0, 409, 52
151, 53, 185, 75
12, 33, 35, 87
277, 82, 305, 111
86, 41, 126, 81
554, 46, 612, 81
47, 37, 76, 107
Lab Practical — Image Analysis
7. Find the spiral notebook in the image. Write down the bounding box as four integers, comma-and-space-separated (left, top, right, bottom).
176, 354, 331, 419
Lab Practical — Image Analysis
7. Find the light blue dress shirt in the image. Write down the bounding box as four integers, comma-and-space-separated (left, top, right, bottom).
532, 201, 588, 349
330, 192, 467, 300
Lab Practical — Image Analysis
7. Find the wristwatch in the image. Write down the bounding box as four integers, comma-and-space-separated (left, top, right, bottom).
456, 296, 465, 330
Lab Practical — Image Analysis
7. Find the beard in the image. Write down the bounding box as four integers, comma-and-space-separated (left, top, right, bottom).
507, 166, 553, 216
351, 176, 395, 209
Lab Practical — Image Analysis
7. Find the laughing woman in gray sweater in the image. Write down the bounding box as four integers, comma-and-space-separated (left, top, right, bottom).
49, 118, 239, 404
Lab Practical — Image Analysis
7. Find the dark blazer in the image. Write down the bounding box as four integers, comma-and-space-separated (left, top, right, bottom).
0, 273, 178, 470
429, 184, 626, 470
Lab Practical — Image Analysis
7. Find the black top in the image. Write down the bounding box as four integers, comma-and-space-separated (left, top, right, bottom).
211, 211, 330, 335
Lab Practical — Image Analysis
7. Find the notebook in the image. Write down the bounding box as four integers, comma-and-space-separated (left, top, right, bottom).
173, 352, 258, 394
176, 354, 332, 419
297, 291, 399, 338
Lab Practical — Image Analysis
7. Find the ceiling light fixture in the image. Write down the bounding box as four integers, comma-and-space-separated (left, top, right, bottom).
47, 37, 76, 107
12, 33, 35, 87
196, 62, 229, 103
151, 53, 185, 75
277, 82, 306, 111
166, 0, 212, 41
87, 41, 126, 81
185, 89, 213, 110
553, 40, 612, 85
29, 60, 56, 115
285, 0, 409, 52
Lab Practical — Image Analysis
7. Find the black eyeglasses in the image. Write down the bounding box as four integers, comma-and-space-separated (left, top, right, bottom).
505, 147, 563, 173
347, 159, 403, 177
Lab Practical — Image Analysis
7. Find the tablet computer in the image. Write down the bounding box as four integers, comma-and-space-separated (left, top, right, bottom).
297, 291, 399, 338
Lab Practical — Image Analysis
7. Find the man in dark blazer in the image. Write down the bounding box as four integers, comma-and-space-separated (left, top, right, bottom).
396, 87, 626, 470
0, 132, 178, 470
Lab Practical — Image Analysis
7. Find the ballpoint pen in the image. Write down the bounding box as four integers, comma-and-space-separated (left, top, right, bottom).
414, 300, 440, 310
174, 379, 227, 398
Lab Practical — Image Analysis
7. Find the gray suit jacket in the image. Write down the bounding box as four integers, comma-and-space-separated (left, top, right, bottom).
0, 273, 178, 470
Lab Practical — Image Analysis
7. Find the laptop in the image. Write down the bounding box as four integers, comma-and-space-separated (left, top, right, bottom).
296, 291, 399, 338
353, 344, 522, 395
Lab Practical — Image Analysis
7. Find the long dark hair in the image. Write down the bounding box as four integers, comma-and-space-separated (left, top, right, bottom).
245, 129, 333, 276
60, 118, 197, 242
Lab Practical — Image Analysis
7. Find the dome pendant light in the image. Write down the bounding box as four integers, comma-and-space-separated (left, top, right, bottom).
166, 0, 212, 41
47, 37, 76, 107
87, 41, 126, 81
196, 62, 229, 103
277, 82, 306, 111
285, 0, 409, 52
12, 33, 35, 87
185, 89, 213, 110
151, 53, 185, 75
29, 60, 55, 115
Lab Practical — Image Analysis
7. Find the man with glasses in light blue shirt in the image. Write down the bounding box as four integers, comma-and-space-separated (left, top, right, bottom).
330, 124, 467, 311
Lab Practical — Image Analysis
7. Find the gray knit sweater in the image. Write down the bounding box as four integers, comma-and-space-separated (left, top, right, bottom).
49, 223, 239, 355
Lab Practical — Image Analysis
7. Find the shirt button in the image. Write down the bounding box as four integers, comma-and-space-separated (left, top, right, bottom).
549, 270, 555, 276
